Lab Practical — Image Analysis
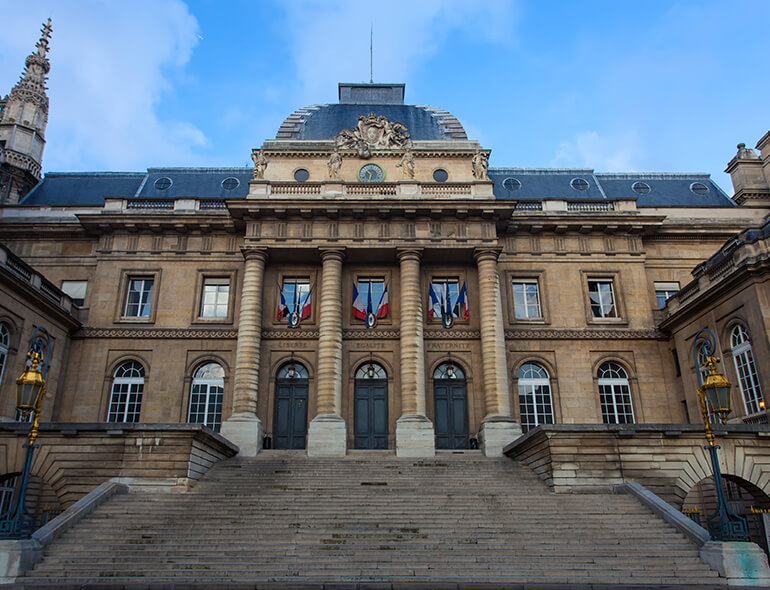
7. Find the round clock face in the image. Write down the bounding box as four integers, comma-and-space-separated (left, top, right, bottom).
358, 163, 384, 183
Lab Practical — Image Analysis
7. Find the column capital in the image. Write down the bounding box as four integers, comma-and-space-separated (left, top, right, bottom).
396, 248, 423, 262
473, 246, 502, 264
319, 247, 346, 262
240, 246, 268, 262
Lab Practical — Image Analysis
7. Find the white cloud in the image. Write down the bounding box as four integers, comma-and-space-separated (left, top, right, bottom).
279, 0, 517, 103
552, 131, 642, 172
0, 1, 202, 171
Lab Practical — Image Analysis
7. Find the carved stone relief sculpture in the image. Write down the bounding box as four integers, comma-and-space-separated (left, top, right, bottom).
335, 113, 410, 158
396, 148, 416, 179
251, 149, 268, 179
328, 149, 343, 179
472, 150, 489, 180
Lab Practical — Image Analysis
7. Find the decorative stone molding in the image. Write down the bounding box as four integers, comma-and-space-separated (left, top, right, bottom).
74, 328, 237, 339
262, 329, 320, 339
504, 328, 663, 340
424, 329, 480, 339
343, 329, 400, 339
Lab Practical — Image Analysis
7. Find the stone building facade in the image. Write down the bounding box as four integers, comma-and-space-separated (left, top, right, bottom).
1, 24, 770, 510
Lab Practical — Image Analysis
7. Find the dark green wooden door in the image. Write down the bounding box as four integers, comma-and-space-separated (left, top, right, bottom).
433, 379, 469, 449
354, 379, 388, 449
273, 379, 308, 449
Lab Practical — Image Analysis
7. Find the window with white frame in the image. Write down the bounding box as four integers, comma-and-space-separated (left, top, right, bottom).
200, 278, 230, 318
108, 361, 144, 422
512, 280, 542, 319
279, 277, 311, 321
0, 323, 8, 388
188, 362, 225, 432
654, 281, 679, 309
123, 278, 154, 318
731, 325, 764, 415
430, 278, 460, 319
588, 280, 617, 318
60, 280, 88, 307
517, 363, 554, 432
597, 362, 634, 424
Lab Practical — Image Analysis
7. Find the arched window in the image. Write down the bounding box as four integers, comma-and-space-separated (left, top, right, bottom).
188, 362, 225, 432
355, 362, 386, 380
695, 339, 718, 423
0, 324, 8, 387
433, 362, 465, 380
517, 363, 554, 432
597, 362, 634, 424
108, 361, 145, 423
277, 362, 308, 380
731, 325, 764, 415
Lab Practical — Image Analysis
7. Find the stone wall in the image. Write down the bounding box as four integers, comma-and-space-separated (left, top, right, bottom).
0, 423, 238, 507
504, 424, 770, 506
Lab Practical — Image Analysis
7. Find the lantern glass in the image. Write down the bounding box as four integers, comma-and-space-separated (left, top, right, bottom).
15, 370, 44, 411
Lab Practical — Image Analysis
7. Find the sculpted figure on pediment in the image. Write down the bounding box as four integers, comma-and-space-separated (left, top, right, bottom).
472, 150, 489, 180
335, 113, 410, 158
251, 149, 268, 179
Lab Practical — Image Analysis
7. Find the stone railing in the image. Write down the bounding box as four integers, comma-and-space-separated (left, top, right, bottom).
0, 243, 75, 313
504, 423, 770, 506
0, 423, 238, 508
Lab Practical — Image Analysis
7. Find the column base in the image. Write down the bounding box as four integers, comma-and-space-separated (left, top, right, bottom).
307, 414, 347, 457
396, 415, 435, 458
220, 413, 263, 457
700, 541, 770, 586
479, 415, 522, 457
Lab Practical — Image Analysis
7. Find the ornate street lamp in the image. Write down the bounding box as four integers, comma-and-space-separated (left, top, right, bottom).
692, 328, 749, 542
0, 327, 50, 538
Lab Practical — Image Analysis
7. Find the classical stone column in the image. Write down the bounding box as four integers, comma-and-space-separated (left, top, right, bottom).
474, 247, 521, 456
307, 247, 347, 457
220, 247, 268, 456
396, 248, 435, 457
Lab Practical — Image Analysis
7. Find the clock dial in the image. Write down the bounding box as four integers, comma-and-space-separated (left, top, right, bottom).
358, 163, 384, 183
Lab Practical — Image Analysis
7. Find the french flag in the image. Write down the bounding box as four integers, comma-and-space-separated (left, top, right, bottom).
298, 285, 313, 320
454, 281, 469, 320
428, 283, 440, 319
277, 288, 289, 320
376, 283, 389, 318
352, 283, 367, 320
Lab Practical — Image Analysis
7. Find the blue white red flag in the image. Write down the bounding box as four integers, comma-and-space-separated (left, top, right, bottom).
276, 286, 289, 320
428, 283, 440, 319
376, 283, 389, 318
454, 281, 469, 320
298, 284, 313, 320
352, 283, 367, 320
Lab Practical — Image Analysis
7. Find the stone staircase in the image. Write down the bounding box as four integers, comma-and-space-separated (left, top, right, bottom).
17, 451, 723, 587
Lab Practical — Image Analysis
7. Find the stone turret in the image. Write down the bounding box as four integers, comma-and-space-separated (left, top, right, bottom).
0, 19, 52, 204
725, 132, 770, 207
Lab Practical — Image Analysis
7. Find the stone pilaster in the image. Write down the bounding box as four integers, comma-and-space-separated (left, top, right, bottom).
220, 247, 267, 456
307, 248, 346, 457
474, 247, 521, 456
396, 249, 435, 457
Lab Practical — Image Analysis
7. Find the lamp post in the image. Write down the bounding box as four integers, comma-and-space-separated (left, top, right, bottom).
0, 327, 50, 538
692, 328, 749, 542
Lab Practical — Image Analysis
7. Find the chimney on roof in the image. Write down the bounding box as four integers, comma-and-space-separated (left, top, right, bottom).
726, 135, 770, 207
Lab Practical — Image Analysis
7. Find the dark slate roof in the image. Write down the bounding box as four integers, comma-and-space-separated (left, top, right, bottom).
595, 173, 734, 207
136, 168, 251, 199
20, 172, 144, 206
489, 169, 607, 201
19, 168, 252, 206
489, 169, 735, 207
275, 104, 468, 141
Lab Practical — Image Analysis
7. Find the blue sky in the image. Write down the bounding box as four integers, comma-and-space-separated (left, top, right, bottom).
0, 0, 768, 192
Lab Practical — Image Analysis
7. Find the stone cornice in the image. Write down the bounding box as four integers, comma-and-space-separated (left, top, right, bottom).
343, 329, 400, 339
74, 327, 238, 339
261, 329, 320, 339
504, 328, 664, 340
424, 329, 480, 339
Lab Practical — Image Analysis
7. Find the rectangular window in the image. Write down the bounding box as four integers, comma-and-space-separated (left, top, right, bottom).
200, 278, 230, 318
654, 281, 680, 308
588, 280, 617, 318
357, 278, 386, 310
512, 280, 542, 319
123, 278, 154, 318
430, 277, 460, 319
280, 277, 310, 319
61, 280, 88, 307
